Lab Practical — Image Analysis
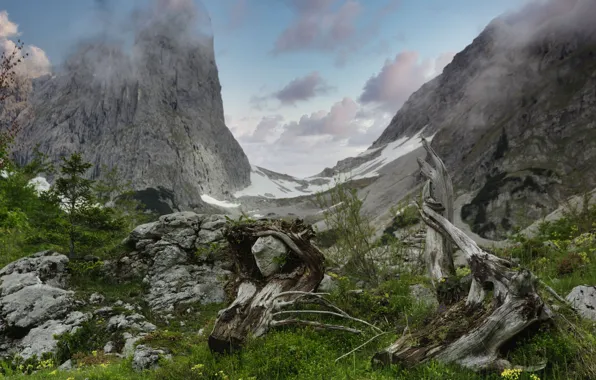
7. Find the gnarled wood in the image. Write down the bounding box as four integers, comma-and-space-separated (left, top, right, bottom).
417, 138, 455, 284
375, 146, 552, 372
209, 219, 326, 353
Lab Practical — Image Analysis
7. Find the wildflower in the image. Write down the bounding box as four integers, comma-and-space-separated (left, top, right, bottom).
49, 370, 57, 375
92, 350, 98, 357
530, 374, 541, 380
501, 368, 522, 379
191, 363, 205, 371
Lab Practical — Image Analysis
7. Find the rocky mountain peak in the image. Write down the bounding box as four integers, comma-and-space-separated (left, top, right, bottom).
9, 2, 251, 214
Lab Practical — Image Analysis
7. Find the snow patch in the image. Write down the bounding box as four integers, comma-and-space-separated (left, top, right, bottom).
234, 130, 431, 199
201, 194, 240, 208
28, 176, 51, 194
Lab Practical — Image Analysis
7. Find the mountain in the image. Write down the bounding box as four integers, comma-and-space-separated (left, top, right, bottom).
297, 0, 596, 240
9, 5, 251, 214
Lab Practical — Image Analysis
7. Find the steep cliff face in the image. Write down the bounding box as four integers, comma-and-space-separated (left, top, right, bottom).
11, 4, 251, 213
371, 0, 596, 239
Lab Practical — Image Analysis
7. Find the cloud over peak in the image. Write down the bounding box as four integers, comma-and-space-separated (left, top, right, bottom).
358, 51, 455, 112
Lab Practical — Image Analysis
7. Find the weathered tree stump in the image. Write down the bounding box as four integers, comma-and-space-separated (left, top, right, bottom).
374, 140, 553, 372
417, 138, 456, 285
208, 218, 327, 353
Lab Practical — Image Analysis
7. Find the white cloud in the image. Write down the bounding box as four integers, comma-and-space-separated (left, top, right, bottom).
0, 10, 51, 79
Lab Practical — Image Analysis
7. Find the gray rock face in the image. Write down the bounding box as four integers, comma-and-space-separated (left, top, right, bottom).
252, 236, 287, 277
115, 212, 232, 311
365, 2, 596, 239
566, 285, 596, 321
0, 252, 74, 331
11, 3, 250, 213
132, 345, 171, 372
0, 251, 86, 360
19, 311, 91, 360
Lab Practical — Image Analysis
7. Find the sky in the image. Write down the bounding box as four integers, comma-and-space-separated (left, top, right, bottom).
0, 0, 534, 177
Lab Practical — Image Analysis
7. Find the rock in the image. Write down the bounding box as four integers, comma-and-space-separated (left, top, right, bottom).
566, 286, 596, 321
107, 314, 156, 333
0, 285, 75, 329
0, 251, 70, 290
409, 284, 439, 308
19, 311, 91, 360
251, 236, 288, 277
317, 274, 338, 293
58, 359, 73, 371
89, 293, 105, 305
104, 341, 115, 354
132, 345, 171, 372
122, 332, 147, 357
0, 252, 74, 334
113, 212, 232, 312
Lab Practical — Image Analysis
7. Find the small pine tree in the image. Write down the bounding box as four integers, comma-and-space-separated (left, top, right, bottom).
49, 152, 96, 258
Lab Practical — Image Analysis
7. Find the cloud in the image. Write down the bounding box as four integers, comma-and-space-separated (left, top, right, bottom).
274, 71, 332, 105
242, 115, 285, 143
0, 10, 18, 39
0, 11, 51, 79
358, 51, 454, 112
227, 0, 247, 31
277, 97, 359, 143
272, 0, 400, 65
273, 0, 361, 54
249, 72, 333, 110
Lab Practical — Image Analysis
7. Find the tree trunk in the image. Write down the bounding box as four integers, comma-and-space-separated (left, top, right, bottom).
375, 145, 553, 372
208, 219, 326, 354
417, 138, 455, 284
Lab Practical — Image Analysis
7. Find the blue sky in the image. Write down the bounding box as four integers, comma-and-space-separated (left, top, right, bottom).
1, 0, 531, 177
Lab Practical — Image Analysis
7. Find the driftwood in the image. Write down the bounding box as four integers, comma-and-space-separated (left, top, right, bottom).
417, 138, 455, 284
374, 140, 552, 372
208, 219, 379, 353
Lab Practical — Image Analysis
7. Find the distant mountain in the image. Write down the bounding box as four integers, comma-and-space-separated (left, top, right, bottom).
9, 7, 251, 214
318, 0, 596, 239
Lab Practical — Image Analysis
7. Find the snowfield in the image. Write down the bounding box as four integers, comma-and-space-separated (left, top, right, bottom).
233, 130, 432, 199
200, 194, 241, 208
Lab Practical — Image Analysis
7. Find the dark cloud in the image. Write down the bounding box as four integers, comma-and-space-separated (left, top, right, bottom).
249, 72, 333, 110
274, 71, 332, 105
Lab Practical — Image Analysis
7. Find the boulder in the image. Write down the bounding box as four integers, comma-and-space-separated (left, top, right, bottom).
116, 212, 232, 312
19, 311, 91, 360
252, 236, 288, 277
566, 285, 596, 321
132, 345, 171, 372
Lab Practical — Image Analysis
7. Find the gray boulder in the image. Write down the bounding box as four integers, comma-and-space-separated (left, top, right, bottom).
19, 311, 91, 360
252, 236, 288, 277
317, 274, 338, 293
116, 212, 232, 312
0, 252, 74, 331
107, 313, 156, 333
566, 285, 596, 321
132, 345, 172, 372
